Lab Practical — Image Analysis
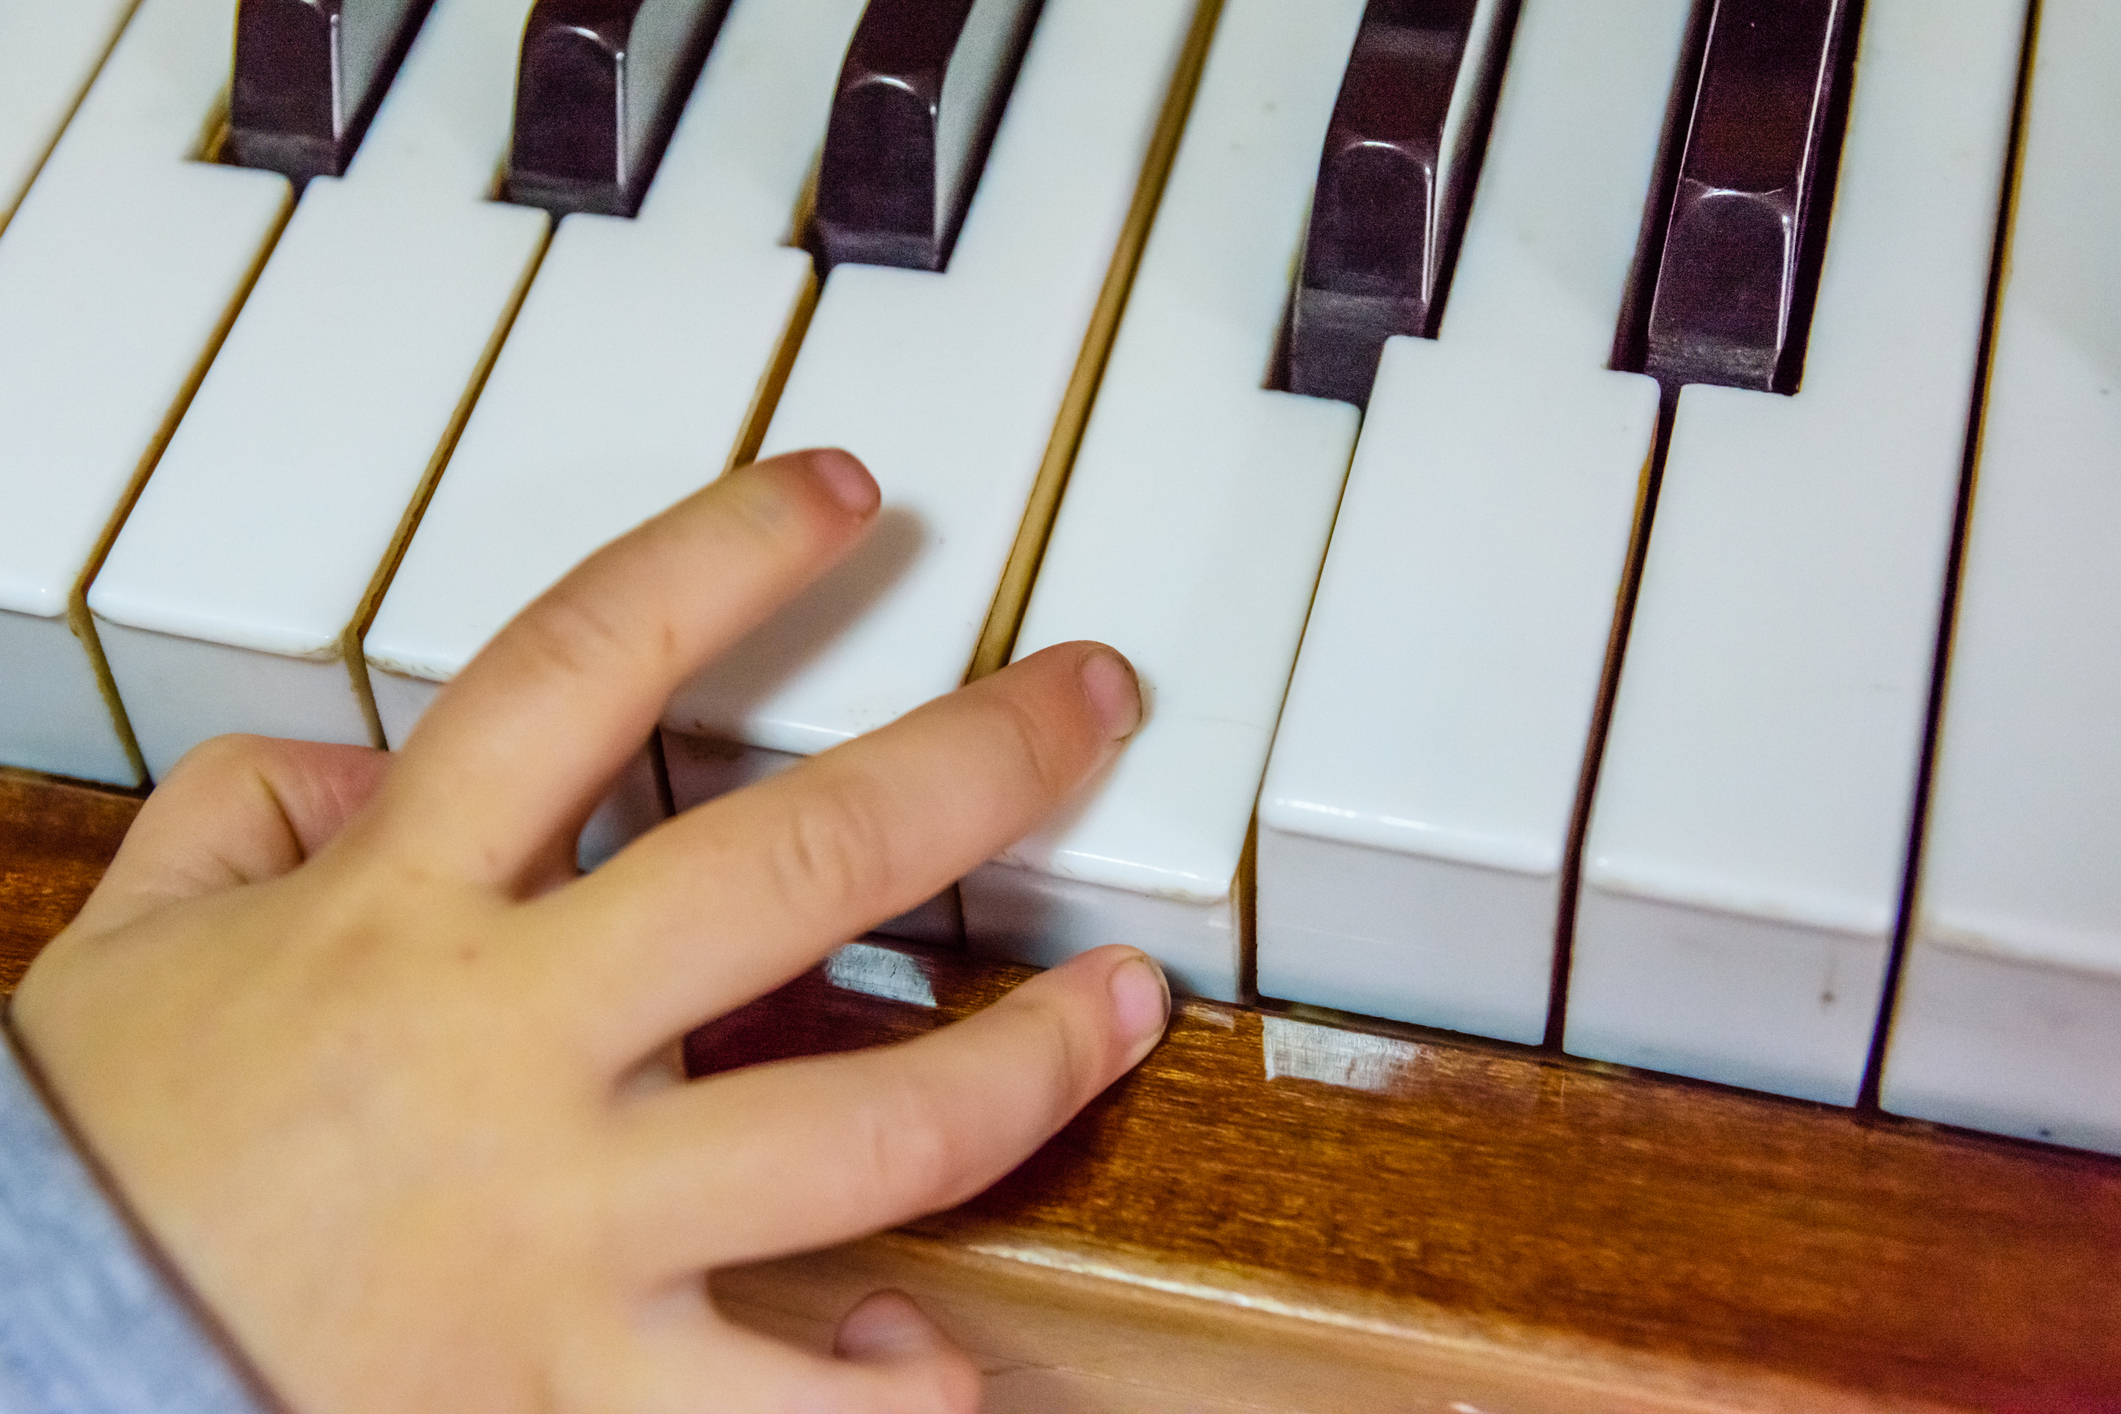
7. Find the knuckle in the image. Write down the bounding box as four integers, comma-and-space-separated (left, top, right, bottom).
164, 732, 271, 785
854, 1075, 973, 1207
508, 591, 652, 684
1024, 992, 1102, 1112
152, 736, 286, 829
764, 782, 897, 919
991, 688, 1082, 804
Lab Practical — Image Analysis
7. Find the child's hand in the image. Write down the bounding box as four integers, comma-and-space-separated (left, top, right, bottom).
10, 449, 1164, 1414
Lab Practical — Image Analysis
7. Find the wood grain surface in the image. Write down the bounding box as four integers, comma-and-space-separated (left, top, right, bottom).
0, 770, 141, 991
7, 767, 2118, 1410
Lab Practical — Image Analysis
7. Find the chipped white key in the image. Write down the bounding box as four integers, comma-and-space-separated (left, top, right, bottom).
1254, 0, 1680, 1042
364, 0, 869, 746
0, 0, 291, 784
1880, 0, 2121, 1155
954, 0, 1369, 1000
88, 0, 550, 779
660, 0, 1206, 759
1570, 0, 2026, 1104
0, 0, 136, 230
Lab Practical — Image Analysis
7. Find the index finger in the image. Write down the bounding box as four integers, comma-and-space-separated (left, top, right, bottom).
367, 450, 879, 890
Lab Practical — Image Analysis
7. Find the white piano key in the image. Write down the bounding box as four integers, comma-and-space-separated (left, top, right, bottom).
660, 0, 1205, 754
955, 0, 1369, 1001
365, 0, 869, 741
1569, 0, 2026, 1104
0, 0, 136, 229
1879, 0, 2121, 1155
1254, 0, 1681, 1041
933, 0, 1038, 248
88, 0, 550, 780
0, 0, 292, 785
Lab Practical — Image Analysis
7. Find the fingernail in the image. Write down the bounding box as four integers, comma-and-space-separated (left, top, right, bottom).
809, 448, 879, 517
1110, 953, 1171, 1050
1079, 647, 1143, 740
834, 1289, 945, 1362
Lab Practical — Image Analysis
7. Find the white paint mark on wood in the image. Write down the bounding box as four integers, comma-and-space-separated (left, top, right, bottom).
826, 942, 939, 1008
1262, 1014, 1424, 1095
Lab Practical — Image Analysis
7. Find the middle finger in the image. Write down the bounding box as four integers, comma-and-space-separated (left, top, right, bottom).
544, 641, 1141, 1060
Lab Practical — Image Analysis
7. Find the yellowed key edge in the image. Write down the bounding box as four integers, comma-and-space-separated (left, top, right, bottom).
344, 225, 560, 747
1548, 430, 1666, 1045
68, 185, 300, 784
964, 0, 1232, 684
724, 266, 822, 479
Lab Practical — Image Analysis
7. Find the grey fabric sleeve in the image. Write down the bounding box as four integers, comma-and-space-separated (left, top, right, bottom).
0, 1025, 274, 1414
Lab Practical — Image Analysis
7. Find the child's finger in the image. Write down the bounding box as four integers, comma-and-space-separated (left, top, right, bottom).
543, 642, 1140, 1061
373, 449, 879, 893
609, 946, 1168, 1273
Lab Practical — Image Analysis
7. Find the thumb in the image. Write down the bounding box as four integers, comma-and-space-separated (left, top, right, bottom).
833, 1289, 982, 1412
68, 735, 393, 936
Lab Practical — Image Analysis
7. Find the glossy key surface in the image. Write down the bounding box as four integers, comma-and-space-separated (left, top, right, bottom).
0, 0, 291, 786
1286, 0, 1501, 405
506, 0, 732, 216
226, 0, 432, 185
1881, 0, 2121, 1157
1639, 0, 1852, 392
962, 0, 1366, 999
369, 0, 869, 733
1255, 0, 1671, 1044
663, 0, 1201, 763
811, 0, 1042, 270
1573, 0, 2025, 1104
87, 0, 550, 779
0, 0, 137, 231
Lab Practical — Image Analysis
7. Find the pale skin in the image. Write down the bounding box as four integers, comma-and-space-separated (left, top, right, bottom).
8, 448, 1168, 1413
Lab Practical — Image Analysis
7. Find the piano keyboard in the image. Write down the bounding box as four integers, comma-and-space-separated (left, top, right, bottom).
1, 0, 2114, 1156
961, 0, 1369, 995
1258, 0, 1684, 1042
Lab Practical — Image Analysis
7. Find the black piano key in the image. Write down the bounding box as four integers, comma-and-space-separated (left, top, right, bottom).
506, 0, 734, 218
812, 0, 1043, 272
226, 0, 433, 186
1639, 0, 1855, 393
1287, 0, 1502, 407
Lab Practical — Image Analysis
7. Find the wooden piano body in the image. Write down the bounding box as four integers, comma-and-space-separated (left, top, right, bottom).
6, 769, 2117, 1411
